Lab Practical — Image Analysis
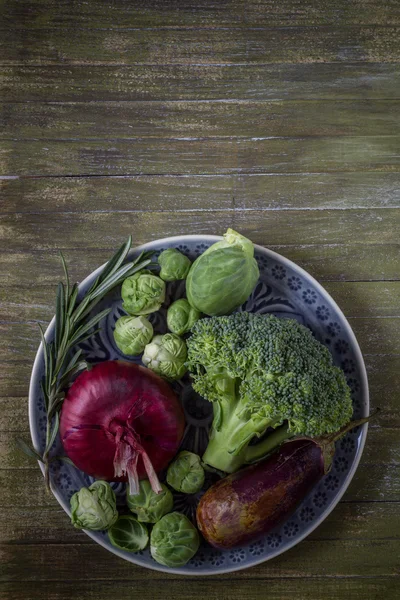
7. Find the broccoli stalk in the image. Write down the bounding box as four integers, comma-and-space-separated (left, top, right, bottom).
187, 312, 353, 474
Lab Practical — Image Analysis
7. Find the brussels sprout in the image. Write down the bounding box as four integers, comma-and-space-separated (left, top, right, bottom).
186, 228, 259, 316
167, 299, 200, 336
122, 269, 166, 316
127, 480, 173, 523
150, 512, 200, 567
142, 333, 187, 380
113, 315, 153, 355
167, 451, 205, 494
108, 515, 149, 552
158, 248, 191, 281
70, 481, 118, 531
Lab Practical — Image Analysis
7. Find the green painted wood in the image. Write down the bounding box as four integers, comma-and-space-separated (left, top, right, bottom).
0, 209, 397, 251
1, 501, 398, 546
1, 243, 398, 286
2, 0, 399, 28
3, 314, 399, 364
2, 100, 400, 140
2, 27, 400, 66
1, 354, 398, 428
1, 459, 397, 507
3, 139, 400, 176
1, 579, 399, 600
2, 280, 400, 324
2, 64, 400, 102
1, 536, 399, 581
2, 425, 396, 470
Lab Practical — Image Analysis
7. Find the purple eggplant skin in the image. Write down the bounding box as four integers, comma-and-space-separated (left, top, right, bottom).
196, 439, 325, 549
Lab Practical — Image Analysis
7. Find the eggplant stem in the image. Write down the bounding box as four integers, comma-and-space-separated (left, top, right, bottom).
320, 409, 380, 445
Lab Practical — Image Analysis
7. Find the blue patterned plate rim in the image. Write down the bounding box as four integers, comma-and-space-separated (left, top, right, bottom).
29, 235, 369, 575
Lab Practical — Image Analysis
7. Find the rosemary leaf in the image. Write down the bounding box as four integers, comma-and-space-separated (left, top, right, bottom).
67, 283, 79, 316
45, 412, 60, 455
63, 348, 83, 374
59, 251, 70, 305
98, 235, 132, 283
68, 307, 111, 348
16, 438, 43, 462
55, 282, 65, 353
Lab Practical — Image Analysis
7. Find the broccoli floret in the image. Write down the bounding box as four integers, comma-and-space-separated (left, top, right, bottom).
187, 312, 353, 473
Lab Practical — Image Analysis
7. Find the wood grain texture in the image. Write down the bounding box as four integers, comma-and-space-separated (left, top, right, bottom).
2, 280, 400, 323
2, 27, 400, 66
1, 501, 398, 545
2, 426, 397, 470
1, 244, 399, 284
3, 140, 400, 176
1, 579, 399, 600
1, 0, 399, 596
1, 533, 400, 581
3, 100, 400, 139
2, 0, 400, 28
0, 209, 397, 251
2, 64, 400, 102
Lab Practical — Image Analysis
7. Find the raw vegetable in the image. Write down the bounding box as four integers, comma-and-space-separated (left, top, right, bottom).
108, 515, 149, 552
167, 451, 205, 494
113, 315, 153, 355
158, 248, 191, 281
196, 417, 372, 549
187, 312, 353, 473
60, 361, 185, 494
150, 512, 200, 567
127, 479, 173, 523
142, 333, 187, 380
70, 480, 118, 531
186, 228, 259, 316
18, 236, 153, 490
167, 299, 201, 336
122, 270, 165, 315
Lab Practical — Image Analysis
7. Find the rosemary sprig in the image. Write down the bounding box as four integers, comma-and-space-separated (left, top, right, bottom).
19, 236, 153, 491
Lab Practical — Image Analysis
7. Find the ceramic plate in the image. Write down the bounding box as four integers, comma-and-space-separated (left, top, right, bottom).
29, 235, 369, 575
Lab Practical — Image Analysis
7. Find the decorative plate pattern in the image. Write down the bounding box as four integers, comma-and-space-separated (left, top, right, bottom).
29, 235, 369, 575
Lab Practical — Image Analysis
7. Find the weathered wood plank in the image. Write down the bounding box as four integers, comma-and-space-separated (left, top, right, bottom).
2, 64, 400, 102
1, 354, 398, 427
3, 578, 399, 600
2, 459, 397, 508
2, 139, 400, 176
2, 280, 400, 324
2, 578, 399, 600
1, 535, 399, 581
1, 425, 396, 470
0, 243, 398, 285
2, 101, 400, 140
2, 27, 400, 67
2, 0, 399, 28
1, 501, 398, 546
0, 209, 398, 251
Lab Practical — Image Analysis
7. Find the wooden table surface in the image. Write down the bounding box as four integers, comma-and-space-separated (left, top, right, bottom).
1, 1, 399, 598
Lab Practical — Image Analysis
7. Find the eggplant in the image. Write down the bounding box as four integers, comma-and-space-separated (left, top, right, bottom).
197, 417, 371, 549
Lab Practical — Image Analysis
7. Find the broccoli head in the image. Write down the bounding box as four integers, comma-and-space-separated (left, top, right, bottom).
187, 312, 353, 473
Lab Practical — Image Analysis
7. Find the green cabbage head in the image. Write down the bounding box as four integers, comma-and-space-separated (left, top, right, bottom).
150, 512, 200, 567
186, 228, 259, 316
127, 479, 173, 523
113, 315, 153, 355
167, 451, 205, 494
158, 248, 191, 281
167, 299, 200, 336
70, 481, 118, 531
142, 333, 187, 380
122, 269, 165, 315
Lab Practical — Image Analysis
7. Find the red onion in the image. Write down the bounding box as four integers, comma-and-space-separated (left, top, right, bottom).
60, 361, 185, 494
